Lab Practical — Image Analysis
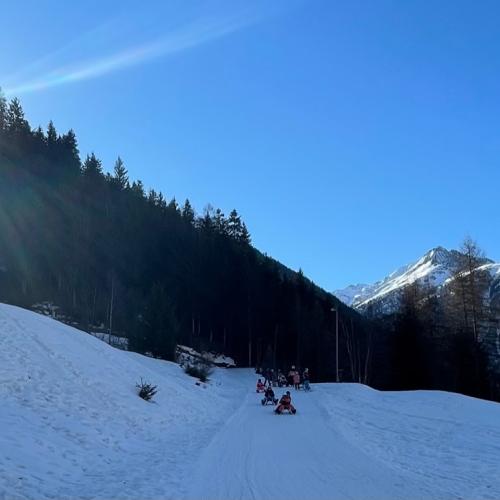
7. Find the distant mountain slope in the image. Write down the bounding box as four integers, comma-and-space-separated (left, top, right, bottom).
336, 247, 497, 315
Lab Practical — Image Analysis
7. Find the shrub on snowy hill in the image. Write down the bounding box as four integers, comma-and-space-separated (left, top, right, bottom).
136, 378, 158, 401
184, 362, 212, 383
177, 347, 214, 382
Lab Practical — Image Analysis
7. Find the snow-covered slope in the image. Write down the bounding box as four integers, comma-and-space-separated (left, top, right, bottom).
0, 303, 247, 500
336, 246, 498, 315
2, 303, 500, 500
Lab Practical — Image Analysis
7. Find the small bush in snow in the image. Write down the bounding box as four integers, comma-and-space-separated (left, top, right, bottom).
136, 378, 158, 401
184, 360, 212, 383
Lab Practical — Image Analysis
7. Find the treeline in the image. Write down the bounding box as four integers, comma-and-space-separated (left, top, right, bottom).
0, 93, 371, 381
381, 238, 500, 401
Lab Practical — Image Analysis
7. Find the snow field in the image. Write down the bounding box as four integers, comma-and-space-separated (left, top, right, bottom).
2, 303, 500, 500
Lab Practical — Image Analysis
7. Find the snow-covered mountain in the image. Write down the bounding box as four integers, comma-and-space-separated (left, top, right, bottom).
2, 302, 500, 500
336, 246, 499, 316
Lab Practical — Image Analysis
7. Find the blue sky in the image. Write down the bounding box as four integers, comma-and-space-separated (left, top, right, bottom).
1, 0, 498, 291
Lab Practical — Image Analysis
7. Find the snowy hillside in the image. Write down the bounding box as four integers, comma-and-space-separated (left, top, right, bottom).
335, 246, 498, 315
2, 303, 500, 500
0, 303, 244, 500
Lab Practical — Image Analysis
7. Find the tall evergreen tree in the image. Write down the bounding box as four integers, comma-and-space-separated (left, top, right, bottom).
82, 153, 103, 179
46, 121, 58, 148
227, 209, 242, 239
0, 89, 7, 131
182, 199, 195, 224
213, 208, 227, 235
240, 222, 251, 245
6, 98, 30, 135
113, 156, 128, 189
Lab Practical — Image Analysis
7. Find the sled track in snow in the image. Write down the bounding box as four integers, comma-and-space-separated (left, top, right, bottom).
186, 380, 439, 500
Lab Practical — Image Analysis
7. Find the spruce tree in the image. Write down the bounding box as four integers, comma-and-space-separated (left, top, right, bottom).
82, 153, 103, 179
182, 199, 195, 224
60, 130, 81, 176
46, 120, 58, 148
0, 89, 7, 131
6, 98, 30, 135
213, 208, 227, 235
240, 222, 251, 245
227, 209, 242, 239
113, 156, 128, 189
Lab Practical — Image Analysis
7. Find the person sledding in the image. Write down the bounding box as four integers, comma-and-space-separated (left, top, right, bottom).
261, 386, 278, 405
256, 379, 266, 393
274, 390, 296, 414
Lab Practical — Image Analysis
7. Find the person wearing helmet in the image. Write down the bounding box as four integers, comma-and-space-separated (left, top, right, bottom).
275, 390, 296, 414
261, 385, 278, 405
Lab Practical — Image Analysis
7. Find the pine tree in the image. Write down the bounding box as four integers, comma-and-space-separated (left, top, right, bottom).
227, 209, 242, 239
167, 198, 179, 214
213, 208, 227, 235
6, 98, 30, 135
0, 89, 7, 132
240, 222, 251, 245
148, 189, 158, 205
131, 180, 145, 197
182, 199, 195, 224
113, 156, 128, 189
60, 130, 81, 176
82, 153, 103, 179
199, 204, 214, 232
33, 126, 45, 143
46, 120, 58, 148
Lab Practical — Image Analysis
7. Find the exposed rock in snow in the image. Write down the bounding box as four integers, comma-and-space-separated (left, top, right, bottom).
176, 344, 236, 368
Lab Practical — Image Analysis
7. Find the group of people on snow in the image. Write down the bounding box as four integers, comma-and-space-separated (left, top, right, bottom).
258, 383, 296, 414
256, 365, 311, 391
256, 364, 310, 415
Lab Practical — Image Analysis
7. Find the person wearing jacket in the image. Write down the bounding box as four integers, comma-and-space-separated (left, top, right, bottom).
262, 386, 278, 405
275, 391, 296, 414
302, 368, 310, 391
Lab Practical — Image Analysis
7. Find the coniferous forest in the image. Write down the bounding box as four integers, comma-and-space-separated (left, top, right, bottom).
1, 93, 498, 400
0, 93, 373, 382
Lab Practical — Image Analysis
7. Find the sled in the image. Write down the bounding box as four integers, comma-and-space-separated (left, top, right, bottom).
274, 407, 296, 415
261, 397, 278, 406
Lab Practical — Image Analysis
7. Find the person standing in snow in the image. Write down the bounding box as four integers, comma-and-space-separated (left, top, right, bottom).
263, 368, 271, 387
293, 370, 300, 390
302, 368, 310, 391
270, 368, 277, 386
287, 365, 296, 387
277, 370, 287, 387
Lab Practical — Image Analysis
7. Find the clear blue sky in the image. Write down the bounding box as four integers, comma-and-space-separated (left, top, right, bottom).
1, 0, 498, 291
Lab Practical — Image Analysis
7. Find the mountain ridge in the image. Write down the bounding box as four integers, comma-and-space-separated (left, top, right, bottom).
336, 246, 498, 315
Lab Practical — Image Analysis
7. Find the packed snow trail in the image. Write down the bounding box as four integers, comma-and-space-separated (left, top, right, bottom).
186, 383, 434, 500
187, 381, 500, 500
